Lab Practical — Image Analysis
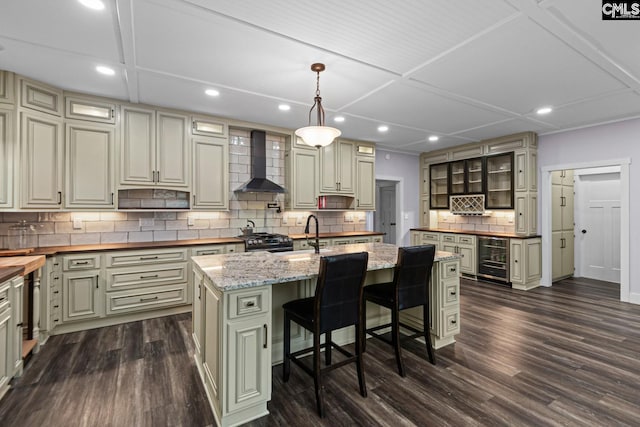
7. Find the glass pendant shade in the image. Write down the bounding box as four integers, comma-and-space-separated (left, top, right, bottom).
295, 125, 341, 148
296, 63, 340, 148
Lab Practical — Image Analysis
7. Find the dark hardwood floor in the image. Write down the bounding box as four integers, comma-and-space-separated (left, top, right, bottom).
1, 277, 640, 426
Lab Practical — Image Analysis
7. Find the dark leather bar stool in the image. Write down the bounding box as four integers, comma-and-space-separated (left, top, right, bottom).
363, 245, 436, 377
282, 252, 369, 418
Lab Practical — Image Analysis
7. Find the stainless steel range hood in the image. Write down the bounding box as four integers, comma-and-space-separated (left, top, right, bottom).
234, 130, 286, 193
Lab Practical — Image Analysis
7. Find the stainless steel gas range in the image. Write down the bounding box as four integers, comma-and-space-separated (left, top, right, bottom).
238, 232, 294, 253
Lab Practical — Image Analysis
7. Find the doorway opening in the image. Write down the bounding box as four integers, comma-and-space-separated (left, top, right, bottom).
375, 180, 399, 244
541, 159, 629, 302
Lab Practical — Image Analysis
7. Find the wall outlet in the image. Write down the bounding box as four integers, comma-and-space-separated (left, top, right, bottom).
282, 215, 288, 225
296, 216, 303, 225
73, 218, 83, 230
344, 214, 353, 223
187, 216, 195, 226
139, 218, 154, 227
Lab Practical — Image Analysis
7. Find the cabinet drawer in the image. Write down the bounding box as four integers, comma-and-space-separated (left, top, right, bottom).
65, 96, 116, 124
63, 255, 101, 271
193, 246, 225, 256
440, 260, 459, 279
441, 280, 459, 307
458, 236, 476, 245
106, 249, 187, 267
106, 284, 188, 315
107, 263, 187, 291
372, 236, 383, 243
441, 234, 456, 243
440, 307, 460, 337
421, 233, 439, 243
228, 288, 269, 319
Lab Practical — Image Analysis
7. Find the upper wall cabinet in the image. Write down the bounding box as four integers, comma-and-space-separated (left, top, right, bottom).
65, 95, 116, 124
285, 139, 319, 210
355, 157, 375, 210
65, 122, 115, 209
0, 108, 14, 208
449, 157, 484, 196
0, 71, 15, 105
20, 78, 63, 116
192, 116, 227, 137
119, 106, 190, 189
485, 152, 514, 209
319, 139, 355, 195
20, 111, 64, 208
192, 136, 228, 210
429, 162, 449, 209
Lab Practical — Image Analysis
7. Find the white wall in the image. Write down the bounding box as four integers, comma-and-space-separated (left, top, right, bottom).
375, 149, 420, 246
538, 118, 639, 302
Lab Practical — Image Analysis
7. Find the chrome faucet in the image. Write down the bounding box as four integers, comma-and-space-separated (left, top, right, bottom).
304, 214, 320, 254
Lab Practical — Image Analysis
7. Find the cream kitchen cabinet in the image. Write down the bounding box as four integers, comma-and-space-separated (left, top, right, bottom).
192, 136, 228, 210
319, 139, 355, 194
0, 278, 12, 400
510, 237, 542, 290
65, 95, 116, 124
19, 78, 63, 116
439, 233, 476, 276
62, 253, 103, 323
285, 146, 318, 210
0, 107, 14, 208
198, 276, 271, 426
0, 71, 14, 105
356, 157, 375, 210
20, 110, 64, 208
552, 170, 574, 281
120, 106, 190, 189
10, 276, 24, 377
65, 121, 115, 208
192, 116, 227, 137
410, 231, 440, 249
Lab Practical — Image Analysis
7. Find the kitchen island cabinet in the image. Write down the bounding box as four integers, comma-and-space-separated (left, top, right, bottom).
192, 243, 460, 427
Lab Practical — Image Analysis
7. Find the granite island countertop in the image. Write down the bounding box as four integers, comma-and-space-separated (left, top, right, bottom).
192, 242, 460, 292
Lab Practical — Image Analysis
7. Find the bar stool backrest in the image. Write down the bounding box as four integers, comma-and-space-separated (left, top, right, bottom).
394, 245, 436, 310
314, 252, 369, 334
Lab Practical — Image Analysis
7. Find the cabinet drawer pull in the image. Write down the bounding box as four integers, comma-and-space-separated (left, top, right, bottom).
74, 261, 90, 265
53, 290, 59, 294
449, 267, 456, 272
54, 276, 59, 280
140, 274, 159, 280
245, 301, 255, 307
53, 305, 59, 308
199, 251, 218, 256
450, 319, 457, 325
449, 291, 457, 296
53, 318, 59, 322
139, 256, 159, 260
0, 297, 6, 303
263, 324, 268, 349
57, 191, 62, 204
16, 322, 23, 327
140, 296, 159, 302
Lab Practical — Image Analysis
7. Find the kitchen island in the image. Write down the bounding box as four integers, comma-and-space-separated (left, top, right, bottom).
192, 242, 461, 427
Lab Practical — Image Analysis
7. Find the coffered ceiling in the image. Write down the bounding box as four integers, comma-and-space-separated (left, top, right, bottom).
1, 0, 639, 153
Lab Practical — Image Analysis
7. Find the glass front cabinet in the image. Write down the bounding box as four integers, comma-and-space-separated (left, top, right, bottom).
429, 162, 449, 209
485, 153, 514, 209
450, 157, 484, 196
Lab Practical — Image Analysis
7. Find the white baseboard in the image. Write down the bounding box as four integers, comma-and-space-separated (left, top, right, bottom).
629, 292, 640, 305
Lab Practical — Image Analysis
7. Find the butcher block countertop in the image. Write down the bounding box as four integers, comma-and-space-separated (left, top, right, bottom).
0, 266, 24, 283
0, 255, 46, 278
410, 228, 541, 239
288, 231, 384, 240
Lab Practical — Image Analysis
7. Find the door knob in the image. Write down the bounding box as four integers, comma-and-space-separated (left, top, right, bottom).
581, 229, 587, 234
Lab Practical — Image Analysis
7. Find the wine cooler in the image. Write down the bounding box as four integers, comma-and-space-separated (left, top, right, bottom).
477, 237, 510, 284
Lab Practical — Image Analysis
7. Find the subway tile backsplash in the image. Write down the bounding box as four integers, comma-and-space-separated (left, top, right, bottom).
436, 211, 515, 234
0, 132, 366, 248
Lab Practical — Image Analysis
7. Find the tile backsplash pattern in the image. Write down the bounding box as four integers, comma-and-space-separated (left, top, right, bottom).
435, 211, 515, 234
0, 132, 366, 248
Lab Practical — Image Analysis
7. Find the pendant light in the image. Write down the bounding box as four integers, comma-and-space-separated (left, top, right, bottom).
295, 63, 341, 148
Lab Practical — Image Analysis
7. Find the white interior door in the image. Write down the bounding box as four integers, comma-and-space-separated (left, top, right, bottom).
576, 172, 621, 283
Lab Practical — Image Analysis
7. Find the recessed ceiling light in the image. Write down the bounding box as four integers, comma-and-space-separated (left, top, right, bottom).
536, 106, 552, 115
79, 0, 105, 11
428, 135, 439, 142
278, 104, 290, 111
205, 89, 220, 97
377, 125, 389, 132
95, 65, 115, 76
334, 116, 345, 123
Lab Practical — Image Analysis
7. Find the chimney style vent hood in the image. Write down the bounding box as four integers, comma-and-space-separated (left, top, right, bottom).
234, 130, 286, 193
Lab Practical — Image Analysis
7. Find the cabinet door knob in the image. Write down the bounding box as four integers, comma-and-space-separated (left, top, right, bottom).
581, 229, 587, 234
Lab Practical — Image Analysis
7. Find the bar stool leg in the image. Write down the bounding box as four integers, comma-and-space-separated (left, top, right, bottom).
355, 324, 367, 397
325, 331, 332, 366
423, 304, 436, 365
392, 306, 406, 377
283, 313, 291, 382
313, 331, 325, 417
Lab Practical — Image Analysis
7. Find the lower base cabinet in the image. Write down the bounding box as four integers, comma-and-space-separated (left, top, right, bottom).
197, 273, 271, 427
0, 298, 10, 400
510, 237, 542, 290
